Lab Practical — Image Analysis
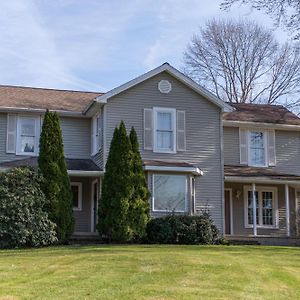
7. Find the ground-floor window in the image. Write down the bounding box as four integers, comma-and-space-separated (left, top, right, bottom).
152, 174, 187, 212
71, 182, 83, 211
244, 186, 278, 228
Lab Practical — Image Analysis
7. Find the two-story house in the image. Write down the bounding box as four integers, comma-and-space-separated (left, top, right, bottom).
0, 63, 299, 244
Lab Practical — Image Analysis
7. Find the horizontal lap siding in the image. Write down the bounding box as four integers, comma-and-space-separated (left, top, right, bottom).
223, 127, 240, 165
105, 72, 223, 230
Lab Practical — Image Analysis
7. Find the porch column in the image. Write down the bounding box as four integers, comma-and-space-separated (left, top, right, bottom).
285, 184, 290, 237
252, 183, 257, 236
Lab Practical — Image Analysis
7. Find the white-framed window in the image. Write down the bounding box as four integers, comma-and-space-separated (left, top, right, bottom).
244, 186, 278, 228
91, 113, 102, 156
16, 116, 40, 156
152, 174, 187, 212
153, 107, 176, 153
71, 182, 83, 211
248, 130, 267, 166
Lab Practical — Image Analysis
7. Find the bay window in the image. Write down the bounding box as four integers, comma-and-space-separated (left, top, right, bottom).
152, 174, 187, 212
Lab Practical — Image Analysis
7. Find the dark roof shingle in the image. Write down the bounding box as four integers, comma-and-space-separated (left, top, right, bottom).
223, 103, 300, 125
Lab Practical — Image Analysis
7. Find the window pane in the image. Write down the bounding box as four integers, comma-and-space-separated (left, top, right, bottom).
157, 131, 172, 149
72, 185, 79, 208
248, 191, 259, 225
153, 175, 186, 211
250, 131, 265, 165
157, 112, 172, 130
21, 119, 35, 136
21, 136, 35, 153
262, 191, 273, 225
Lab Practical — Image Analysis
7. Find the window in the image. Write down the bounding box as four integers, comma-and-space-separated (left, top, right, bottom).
153, 107, 176, 153
71, 182, 82, 211
91, 113, 102, 155
152, 174, 187, 212
16, 116, 40, 155
244, 186, 278, 228
249, 131, 266, 166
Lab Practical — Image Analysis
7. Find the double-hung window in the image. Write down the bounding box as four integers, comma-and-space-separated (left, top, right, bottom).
16, 116, 40, 155
245, 186, 278, 228
249, 131, 266, 166
153, 107, 176, 153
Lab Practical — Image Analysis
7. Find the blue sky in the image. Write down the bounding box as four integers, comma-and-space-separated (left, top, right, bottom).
0, 0, 289, 92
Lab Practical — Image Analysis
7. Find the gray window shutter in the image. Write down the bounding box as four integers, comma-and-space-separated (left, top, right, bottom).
6, 114, 17, 153
177, 110, 186, 151
239, 128, 248, 165
97, 114, 102, 150
144, 108, 153, 150
268, 130, 276, 166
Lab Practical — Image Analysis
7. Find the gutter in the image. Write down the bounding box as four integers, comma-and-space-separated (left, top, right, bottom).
67, 170, 104, 177
225, 176, 300, 185
143, 165, 203, 176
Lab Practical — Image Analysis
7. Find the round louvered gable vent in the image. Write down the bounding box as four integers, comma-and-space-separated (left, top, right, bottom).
158, 80, 172, 94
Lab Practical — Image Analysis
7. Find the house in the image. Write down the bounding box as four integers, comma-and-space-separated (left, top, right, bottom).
0, 63, 299, 245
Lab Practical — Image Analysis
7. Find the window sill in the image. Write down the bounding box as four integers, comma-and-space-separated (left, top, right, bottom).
73, 208, 82, 212
245, 225, 279, 230
15, 152, 38, 157
153, 149, 176, 154
152, 209, 187, 213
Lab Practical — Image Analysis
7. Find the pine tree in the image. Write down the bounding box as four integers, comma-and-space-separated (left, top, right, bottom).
38, 110, 74, 241
97, 121, 134, 241
129, 127, 150, 240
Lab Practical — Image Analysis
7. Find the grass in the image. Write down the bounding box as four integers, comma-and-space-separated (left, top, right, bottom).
0, 245, 300, 300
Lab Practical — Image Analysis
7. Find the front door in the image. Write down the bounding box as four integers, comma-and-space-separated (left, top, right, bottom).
224, 189, 232, 235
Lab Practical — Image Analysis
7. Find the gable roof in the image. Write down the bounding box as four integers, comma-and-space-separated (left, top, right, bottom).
223, 103, 300, 126
0, 85, 102, 113
92, 63, 233, 112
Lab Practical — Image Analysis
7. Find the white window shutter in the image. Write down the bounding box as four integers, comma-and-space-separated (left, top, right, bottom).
144, 108, 153, 150
6, 114, 17, 153
91, 117, 95, 155
239, 128, 248, 165
177, 110, 186, 151
268, 130, 276, 166
97, 115, 102, 150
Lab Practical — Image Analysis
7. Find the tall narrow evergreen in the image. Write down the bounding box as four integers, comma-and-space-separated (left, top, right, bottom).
38, 110, 74, 241
97, 121, 134, 241
129, 127, 150, 239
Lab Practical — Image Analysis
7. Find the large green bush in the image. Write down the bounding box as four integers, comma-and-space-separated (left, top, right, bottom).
0, 167, 57, 248
146, 214, 219, 245
38, 109, 74, 241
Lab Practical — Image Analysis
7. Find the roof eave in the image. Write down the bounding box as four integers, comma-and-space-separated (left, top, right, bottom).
143, 165, 203, 176
225, 176, 300, 185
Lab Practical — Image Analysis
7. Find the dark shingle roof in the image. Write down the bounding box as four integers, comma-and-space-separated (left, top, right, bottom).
143, 160, 197, 168
225, 165, 300, 181
0, 85, 102, 112
223, 103, 300, 125
0, 157, 102, 171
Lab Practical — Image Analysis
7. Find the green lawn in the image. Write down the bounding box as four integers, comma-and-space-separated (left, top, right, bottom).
0, 245, 300, 300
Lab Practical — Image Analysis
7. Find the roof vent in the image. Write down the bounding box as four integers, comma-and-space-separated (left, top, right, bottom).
158, 80, 172, 94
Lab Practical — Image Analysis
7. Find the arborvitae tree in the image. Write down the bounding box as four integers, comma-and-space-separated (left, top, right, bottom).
38, 110, 74, 241
97, 121, 134, 242
129, 127, 150, 240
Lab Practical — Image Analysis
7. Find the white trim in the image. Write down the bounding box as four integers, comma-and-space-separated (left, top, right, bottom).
0, 107, 86, 117
225, 176, 300, 185
144, 165, 203, 176
285, 184, 290, 237
67, 170, 104, 177
94, 63, 233, 112
71, 182, 83, 211
243, 185, 279, 229
223, 120, 300, 131
153, 107, 176, 154
103, 105, 107, 170
91, 179, 98, 233
152, 173, 188, 213
225, 188, 234, 235
295, 188, 300, 236
16, 115, 40, 156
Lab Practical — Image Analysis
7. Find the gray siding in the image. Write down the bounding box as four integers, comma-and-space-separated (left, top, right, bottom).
0, 113, 91, 162
104, 72, 224, 230
223, 126, 300, 175
225, 183, 296, 237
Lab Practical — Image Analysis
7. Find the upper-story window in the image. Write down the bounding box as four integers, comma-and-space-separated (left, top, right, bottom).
16, 116, 40, 156
239, 129, 275, 167
153, 107, 176, 153
249, 131, 266, 166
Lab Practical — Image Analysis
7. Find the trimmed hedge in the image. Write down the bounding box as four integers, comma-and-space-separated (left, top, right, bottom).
0, 167, 57, 248
146, 214, 219, 245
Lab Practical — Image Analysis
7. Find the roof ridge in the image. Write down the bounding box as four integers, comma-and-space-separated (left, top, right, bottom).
0, 84, 103, 94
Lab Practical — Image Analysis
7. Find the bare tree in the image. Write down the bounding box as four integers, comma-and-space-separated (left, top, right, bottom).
221, 0, 300, 40
183, 19, 300, 106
